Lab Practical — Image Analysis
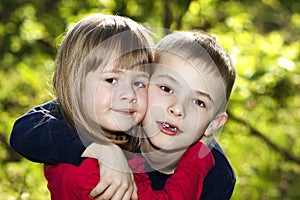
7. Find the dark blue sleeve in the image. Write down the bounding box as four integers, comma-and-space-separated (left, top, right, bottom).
200, 141, 236, 200
10, 100, 87, 166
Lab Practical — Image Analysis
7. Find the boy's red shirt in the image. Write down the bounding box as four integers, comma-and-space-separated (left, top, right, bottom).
44, 142, 214, 200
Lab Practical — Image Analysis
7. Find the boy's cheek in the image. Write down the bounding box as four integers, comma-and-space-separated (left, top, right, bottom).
142, 104, 166, 127
147, 102, 166, 116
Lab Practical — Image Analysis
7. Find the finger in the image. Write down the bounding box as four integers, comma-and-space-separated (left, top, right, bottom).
112, 179, 132, 200
119, 181, 134, 200
96, 184, 119, 200
111, 187, 130, 200
124, 175, 137, 200
109, 179, 132, 200
89, 181, 110, 198
131, 182, 138, 200
129, 192, 138, 200
120, 191, 132, 200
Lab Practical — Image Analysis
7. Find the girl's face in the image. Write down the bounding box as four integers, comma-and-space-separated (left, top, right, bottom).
83, 66, 149, 132
142, 52, 227, 151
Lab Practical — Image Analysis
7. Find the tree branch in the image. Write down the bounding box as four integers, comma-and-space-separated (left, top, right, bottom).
175, 0, 192, 30
163, 0, 172, 34
0, 133, 21, 163
227, 110, 300, 165
162, 0, 193, 33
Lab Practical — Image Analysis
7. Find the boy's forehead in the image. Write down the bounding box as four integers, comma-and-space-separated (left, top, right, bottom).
151, 61, 207, 90
153, 52, 227, 110
154, 52, 209, 82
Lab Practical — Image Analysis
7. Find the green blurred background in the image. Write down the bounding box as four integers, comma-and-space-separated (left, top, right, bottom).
0, 0, 299, 199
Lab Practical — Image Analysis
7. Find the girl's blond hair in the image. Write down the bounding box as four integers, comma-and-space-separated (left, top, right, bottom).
53, 14, 154, 151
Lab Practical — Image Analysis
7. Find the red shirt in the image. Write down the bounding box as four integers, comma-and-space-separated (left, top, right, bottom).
44, 142, 214, 200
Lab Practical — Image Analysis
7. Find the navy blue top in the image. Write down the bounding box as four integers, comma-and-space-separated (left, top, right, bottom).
10, 100, 236, 200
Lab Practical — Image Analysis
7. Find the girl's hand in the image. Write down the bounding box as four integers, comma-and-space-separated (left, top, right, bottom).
92, 163, 137, 200
82, 143, 138, 200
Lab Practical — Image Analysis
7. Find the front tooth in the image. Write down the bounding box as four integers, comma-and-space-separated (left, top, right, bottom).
171, 127, 177, 131
162, 122, 169, 128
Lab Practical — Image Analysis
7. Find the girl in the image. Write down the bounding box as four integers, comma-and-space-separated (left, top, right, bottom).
46, 13, 154, 199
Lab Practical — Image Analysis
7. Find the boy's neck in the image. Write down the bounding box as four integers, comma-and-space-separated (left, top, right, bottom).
140, 138, 185, 174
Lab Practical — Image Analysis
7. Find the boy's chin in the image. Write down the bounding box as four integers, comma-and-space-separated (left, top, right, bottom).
147, 137, 189, 153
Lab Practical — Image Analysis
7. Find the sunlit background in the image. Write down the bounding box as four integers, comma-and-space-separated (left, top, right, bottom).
0, 0, 299, 199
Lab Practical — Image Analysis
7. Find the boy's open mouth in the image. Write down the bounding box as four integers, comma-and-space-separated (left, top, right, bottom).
157, 121, 183, 136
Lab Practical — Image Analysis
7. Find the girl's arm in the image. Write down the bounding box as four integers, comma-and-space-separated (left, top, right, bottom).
82, 143, 137, 200
10, 100, 86, 165
45, 148, 137, 200
45, 142, 213, 200
10, 100, 137, 199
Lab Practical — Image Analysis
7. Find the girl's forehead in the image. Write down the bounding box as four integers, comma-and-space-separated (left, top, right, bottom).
100, 64, 150, 74
106, 49, 152, 71
94, 55, 150, 73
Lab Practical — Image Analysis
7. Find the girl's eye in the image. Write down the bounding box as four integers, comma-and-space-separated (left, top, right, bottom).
192, 99, 206, 108
134, 81, 145, 88
160, 86, 173, 94
105, 78, 117, 84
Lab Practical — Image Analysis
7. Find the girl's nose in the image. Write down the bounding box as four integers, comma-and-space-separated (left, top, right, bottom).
119, 84, 137, 103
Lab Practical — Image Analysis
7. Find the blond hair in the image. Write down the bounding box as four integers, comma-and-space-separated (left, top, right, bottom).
156, 31, 236, 106
53, 14, 154, 150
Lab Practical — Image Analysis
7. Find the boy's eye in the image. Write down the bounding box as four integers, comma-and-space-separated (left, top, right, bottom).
192, 99, 206, 108
105, 78, 117, 84
160, 86, 173, 94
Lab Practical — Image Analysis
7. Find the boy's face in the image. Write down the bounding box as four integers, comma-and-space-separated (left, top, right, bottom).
83, 66, 149, 132
142, 52, 226, 151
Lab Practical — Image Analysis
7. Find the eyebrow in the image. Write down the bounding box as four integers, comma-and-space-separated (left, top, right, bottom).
157, 74, 213, 103
139, 73, 150, 78
195, 91, 214, 104
156, 74, 179, 84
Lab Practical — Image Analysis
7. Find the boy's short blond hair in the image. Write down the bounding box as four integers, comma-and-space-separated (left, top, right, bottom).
156, 31, 236, 103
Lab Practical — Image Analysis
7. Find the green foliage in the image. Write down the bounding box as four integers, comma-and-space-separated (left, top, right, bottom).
0, 161, 49, 200
0, 0, 299, 199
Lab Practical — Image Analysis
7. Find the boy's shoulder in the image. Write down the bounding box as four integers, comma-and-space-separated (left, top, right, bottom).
210, 141, 235, 177
201, 140, 236, 199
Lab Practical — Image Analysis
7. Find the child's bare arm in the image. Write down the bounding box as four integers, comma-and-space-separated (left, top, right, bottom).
82, 143, 137, 200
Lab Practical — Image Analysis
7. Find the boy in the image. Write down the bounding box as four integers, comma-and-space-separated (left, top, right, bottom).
138, 31, 236, 199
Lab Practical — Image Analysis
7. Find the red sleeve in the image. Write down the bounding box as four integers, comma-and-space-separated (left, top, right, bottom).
129, 142, 215, 200
44, 158, 100, 200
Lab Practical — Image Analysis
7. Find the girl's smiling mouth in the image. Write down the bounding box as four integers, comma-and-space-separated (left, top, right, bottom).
112, 108, 136, 116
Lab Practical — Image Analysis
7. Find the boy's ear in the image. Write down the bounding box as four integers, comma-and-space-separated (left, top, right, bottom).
204, 112, 228, 137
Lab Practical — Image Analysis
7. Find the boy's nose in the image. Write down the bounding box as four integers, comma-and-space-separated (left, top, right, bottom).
169, 106, 185, 117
